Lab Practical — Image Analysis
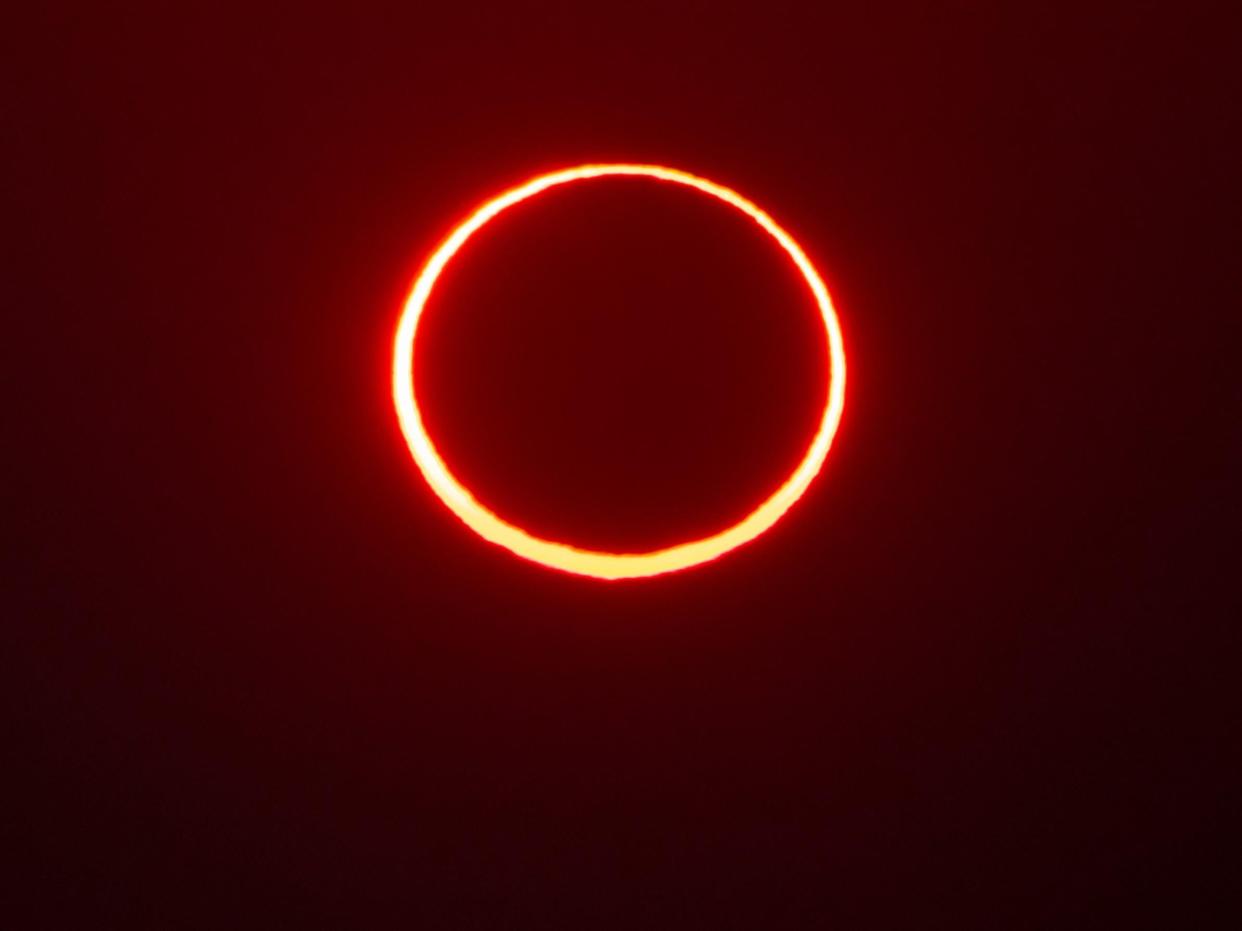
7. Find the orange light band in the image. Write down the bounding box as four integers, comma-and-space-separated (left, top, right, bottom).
393, 164, 846, 579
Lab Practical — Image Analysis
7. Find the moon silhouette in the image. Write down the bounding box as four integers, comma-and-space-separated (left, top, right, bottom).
392, 164, 846, 580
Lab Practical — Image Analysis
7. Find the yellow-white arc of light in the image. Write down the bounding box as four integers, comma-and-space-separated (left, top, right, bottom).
392, 164, 847, 580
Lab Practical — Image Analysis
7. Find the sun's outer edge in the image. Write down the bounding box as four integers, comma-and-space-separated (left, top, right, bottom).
392, 163, 847, 580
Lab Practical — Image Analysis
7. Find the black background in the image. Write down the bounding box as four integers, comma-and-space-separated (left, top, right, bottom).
6, 3, 1239, 926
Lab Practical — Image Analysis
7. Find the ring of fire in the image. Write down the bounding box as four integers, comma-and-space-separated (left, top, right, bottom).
392, 164, 847, 580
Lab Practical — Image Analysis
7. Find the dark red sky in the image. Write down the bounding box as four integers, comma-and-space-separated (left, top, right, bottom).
6, 3, 1238, 926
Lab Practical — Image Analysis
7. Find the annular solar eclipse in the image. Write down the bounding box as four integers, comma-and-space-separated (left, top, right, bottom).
392, 164, 846, 580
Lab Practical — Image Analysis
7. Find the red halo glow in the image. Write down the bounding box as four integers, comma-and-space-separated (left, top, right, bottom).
392, 164, 846, 580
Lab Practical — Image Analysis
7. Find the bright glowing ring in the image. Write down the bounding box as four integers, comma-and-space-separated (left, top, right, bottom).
393, 164, 846, 580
